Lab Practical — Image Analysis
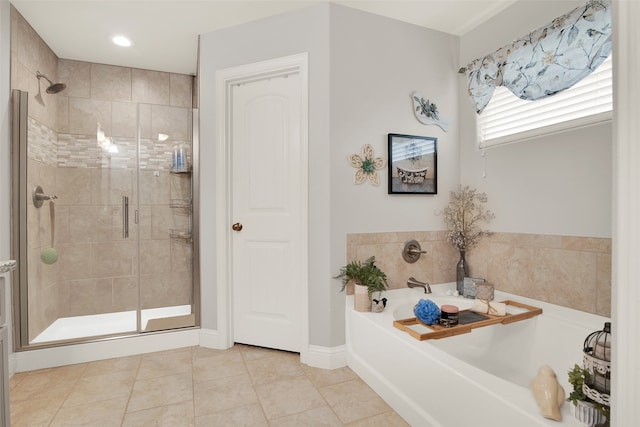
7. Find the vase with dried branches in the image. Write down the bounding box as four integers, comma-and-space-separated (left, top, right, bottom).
442, 185, 494, 295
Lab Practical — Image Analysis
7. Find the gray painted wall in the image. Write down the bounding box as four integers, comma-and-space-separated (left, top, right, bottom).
458, 1, 612, 238
199, 4, 332, 345
199, 4, 460, 347
328, 5, 459, 344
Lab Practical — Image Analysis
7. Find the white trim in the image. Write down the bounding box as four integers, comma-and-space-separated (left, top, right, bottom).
612, 0, 639, 424
198, 328, 222, 349
215, 53, 310, 360
13, 329, 199, 372
303, 345, 347, 369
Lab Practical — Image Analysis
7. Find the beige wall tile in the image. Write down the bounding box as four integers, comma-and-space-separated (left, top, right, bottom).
347, 232, 612, 316
68, 97, 111, 136
171, 239, 192, 273
150, 205, 172, 240
140, 271, 191, 309
140, 239, 171, 275
56, 167, 92, 205
138, 103, 152, 139
59, 278, 113, 317
563, 236, 611, 253
57, 242, 92, 281
151, 105, 190, 142
111, 101, 137, 138
58, 59, 91, 98
91, 241, 136, 278
90, 168, 134, 205
57, 95, 69, 133
91, 63, 132, 102
132, 69, 170, 105
170, 73, 193, 107
112, 276, 138, 312
15, 11, 42, 75
596, 253, 612, 317
139, 170, 170, 204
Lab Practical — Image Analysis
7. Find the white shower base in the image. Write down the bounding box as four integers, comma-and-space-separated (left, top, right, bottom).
31, 305, 192, 343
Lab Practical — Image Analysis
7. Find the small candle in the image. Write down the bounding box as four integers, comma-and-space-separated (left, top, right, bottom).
440, 305, 459, 327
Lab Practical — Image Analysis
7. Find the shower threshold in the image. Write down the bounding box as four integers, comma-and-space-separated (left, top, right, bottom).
31, 305, 192, 344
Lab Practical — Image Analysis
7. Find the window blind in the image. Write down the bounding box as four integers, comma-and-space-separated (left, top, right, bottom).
478, 56, 612, 149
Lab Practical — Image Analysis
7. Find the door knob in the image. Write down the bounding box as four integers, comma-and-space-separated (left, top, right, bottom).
232, 222, 243, 231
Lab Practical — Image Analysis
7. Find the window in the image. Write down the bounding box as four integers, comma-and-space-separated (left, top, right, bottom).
477, 56, 612, 149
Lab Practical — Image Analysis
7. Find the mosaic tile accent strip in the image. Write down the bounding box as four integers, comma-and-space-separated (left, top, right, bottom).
27, 118, 58, 166
57, 133, 191, 170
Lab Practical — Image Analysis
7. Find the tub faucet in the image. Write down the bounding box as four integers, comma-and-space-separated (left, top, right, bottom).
407, 277, 431, 294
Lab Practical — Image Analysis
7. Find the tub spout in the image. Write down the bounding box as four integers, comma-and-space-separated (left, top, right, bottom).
407, 277, 431, 294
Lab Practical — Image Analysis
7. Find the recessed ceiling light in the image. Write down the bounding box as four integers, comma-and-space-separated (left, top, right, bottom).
112, 35, 133, 47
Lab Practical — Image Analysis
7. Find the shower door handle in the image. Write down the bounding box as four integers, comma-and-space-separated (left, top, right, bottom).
122, 196, 129, 238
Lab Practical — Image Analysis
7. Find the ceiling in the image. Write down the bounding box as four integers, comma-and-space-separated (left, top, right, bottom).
11, 0, 516, 76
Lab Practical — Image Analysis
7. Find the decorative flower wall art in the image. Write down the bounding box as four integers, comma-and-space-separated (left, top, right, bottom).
411, 92, 451, 132
349, 144, 386, 186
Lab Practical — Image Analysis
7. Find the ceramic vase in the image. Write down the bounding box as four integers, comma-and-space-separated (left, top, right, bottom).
456, 251, 468, 295
531, 365, 565, 421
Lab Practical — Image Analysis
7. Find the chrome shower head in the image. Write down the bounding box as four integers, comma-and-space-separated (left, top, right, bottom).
36, 71, 66, 94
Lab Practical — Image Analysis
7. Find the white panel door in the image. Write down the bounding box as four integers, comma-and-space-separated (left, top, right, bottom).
231, 73, 302, 352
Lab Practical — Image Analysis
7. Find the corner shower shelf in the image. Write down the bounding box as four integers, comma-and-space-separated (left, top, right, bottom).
170, 166, 192, 174
170, 229, 192, 241
393, 300, 542, 341
170, 199, 192, 209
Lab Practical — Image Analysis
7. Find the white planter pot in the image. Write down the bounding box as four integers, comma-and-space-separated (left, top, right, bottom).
353, 283, 371, 312
570, 401, 607, 426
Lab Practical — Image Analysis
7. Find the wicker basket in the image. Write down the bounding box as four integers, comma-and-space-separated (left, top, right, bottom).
354, 283, 371, 312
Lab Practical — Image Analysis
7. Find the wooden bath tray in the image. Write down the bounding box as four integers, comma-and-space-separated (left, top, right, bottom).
393, 300, 542, 341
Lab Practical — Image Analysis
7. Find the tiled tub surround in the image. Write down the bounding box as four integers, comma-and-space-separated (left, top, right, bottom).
12, 8, 196, 341
346, 231, 611, 317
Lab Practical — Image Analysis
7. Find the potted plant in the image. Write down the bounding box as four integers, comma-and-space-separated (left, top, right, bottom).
567, 364, 609, 426
335, 256, 388, 312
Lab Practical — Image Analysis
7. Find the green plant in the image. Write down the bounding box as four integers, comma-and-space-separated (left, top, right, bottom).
567, 364, 610, 420
334, 256, 388, 297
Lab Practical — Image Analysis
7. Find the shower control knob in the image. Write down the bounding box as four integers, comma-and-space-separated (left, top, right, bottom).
232, 222, 243, 232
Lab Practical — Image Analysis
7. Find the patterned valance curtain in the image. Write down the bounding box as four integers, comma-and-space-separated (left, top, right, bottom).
462, 0, 612, 114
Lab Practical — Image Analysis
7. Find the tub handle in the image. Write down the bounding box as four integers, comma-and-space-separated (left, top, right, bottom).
402, 240, 426, 263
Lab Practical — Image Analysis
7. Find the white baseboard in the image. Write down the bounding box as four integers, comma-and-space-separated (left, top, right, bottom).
10, 327, 347, 373
302, 344, 347, 369
198, 328, 228, 349
13, 328, 199, 373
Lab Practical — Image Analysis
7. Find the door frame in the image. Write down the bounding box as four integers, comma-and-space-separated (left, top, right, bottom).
214, 53, 309, 360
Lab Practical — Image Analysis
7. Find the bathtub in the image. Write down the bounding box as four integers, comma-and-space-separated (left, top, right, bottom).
346, 283, 609, 426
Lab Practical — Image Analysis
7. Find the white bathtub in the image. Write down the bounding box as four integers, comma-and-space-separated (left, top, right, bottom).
346, 283, 609, 426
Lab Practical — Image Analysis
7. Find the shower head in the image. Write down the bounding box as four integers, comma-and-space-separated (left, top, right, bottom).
36, 71, 66, 94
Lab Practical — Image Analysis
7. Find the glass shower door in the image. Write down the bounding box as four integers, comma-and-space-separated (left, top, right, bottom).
137, 103, 195, 332
13, 91, 197, 349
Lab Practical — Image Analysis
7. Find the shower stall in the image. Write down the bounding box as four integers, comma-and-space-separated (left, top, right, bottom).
10, 78, 199, 350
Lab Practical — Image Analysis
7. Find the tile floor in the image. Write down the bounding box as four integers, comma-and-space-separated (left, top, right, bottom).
9, 344, 409, 426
